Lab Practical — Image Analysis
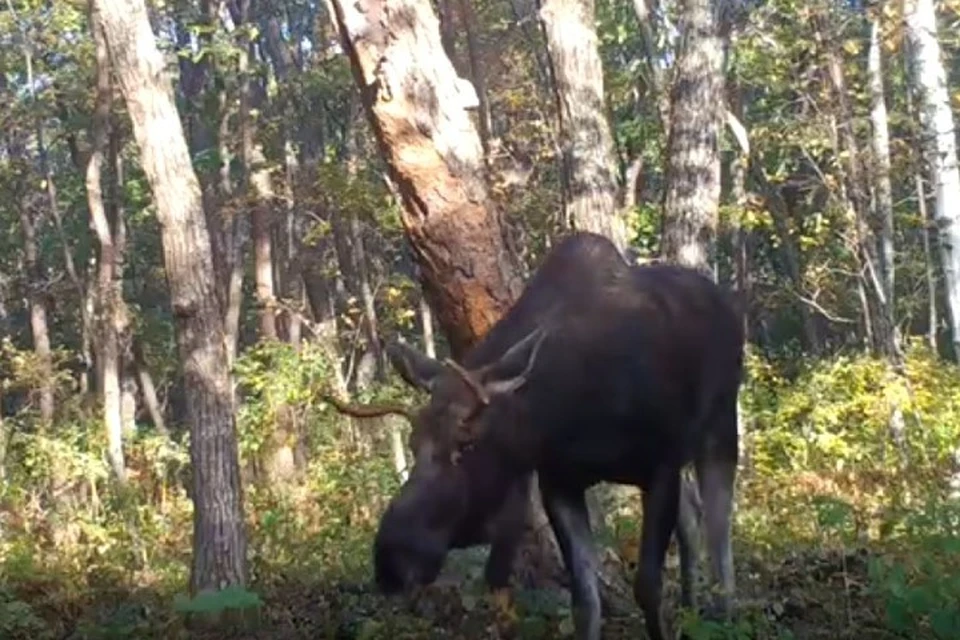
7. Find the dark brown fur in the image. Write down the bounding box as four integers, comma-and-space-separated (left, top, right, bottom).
349, 233, 743, 640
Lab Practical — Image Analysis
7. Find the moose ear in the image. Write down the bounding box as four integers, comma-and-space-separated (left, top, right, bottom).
385, 341, 446, 392
480, 326, 550, 397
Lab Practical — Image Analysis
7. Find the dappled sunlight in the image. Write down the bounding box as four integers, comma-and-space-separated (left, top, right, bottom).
2, 348, 959, 638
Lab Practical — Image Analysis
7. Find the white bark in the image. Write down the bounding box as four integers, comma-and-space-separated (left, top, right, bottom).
905, 0, 960, 358
868, 17, 895, 307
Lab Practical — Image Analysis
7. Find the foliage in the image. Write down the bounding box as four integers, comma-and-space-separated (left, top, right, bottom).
1, 349, 959, 638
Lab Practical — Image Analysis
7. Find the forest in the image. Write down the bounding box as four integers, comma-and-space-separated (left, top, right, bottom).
1, 0, 959, 637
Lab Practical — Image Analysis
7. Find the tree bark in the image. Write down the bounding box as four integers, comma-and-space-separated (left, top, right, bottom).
539, 0, 628, 252
87, 2, 127, 483
868, 13, 895, 311
94, 0, 247, 594
329, 0, 576, 591
18, 204, 54, 425
239, 0, 279, 342
904, 0, 960, 361
660, 0, 726, 277
328, 0, 522, 358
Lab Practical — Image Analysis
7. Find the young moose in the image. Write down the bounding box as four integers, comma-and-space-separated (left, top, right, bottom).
333, 232, 743, 640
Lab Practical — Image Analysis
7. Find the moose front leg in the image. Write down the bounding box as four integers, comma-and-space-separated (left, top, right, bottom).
484, 476, 530, 624
539, 481, 602, 640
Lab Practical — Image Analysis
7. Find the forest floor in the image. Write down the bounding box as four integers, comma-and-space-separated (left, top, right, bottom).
4, 465, 956, 640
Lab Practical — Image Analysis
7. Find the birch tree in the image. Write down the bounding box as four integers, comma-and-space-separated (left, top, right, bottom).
904, 0, 960, 360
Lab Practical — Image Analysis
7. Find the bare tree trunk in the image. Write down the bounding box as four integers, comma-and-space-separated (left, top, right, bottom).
87, 3, 126, 483
18, 205, 54, 425
420, 292, 437, 358
539, 0, 628, 252
630, 0, 670, 133
904, 0, 960, 362
238, 0, 278, 342
749, 160, 822, 354
868, 14, 895, 312
458, 0, 492, 155
660, 0, 725, 277
729, 86, 749, 339
95, 0, 247, 596
132, 340, 168, 436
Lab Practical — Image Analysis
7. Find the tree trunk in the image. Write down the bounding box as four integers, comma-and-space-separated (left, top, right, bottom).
328, 0, 522, 358
904, 0, 960, 361
18, 205, 54, 425
95, 0, 248, 595
87, 3, 126, 483
868, 14, 895, 312
630, 0, 670, 133
132, 340, 168, 436
239, 0, 279, 342
329, 0, 573, 591
539, 0, 628, 252
660, 0, 725, 277
420, 291, 437, 358
458, 0, 493, 156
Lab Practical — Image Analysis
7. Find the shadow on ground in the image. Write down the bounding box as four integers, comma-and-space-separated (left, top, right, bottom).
1, 538, 903, 640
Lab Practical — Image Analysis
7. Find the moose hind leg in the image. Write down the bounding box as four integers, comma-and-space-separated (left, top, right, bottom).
634, 468, 681, 640
696, 398, 738, 619
539, 482, 602, 640
677, 471, 702, 610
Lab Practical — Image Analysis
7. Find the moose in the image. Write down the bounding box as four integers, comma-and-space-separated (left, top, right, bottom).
329, 232, 743, 640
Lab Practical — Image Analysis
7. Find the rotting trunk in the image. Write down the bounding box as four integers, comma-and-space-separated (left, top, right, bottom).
904, 0, 960, 361
539, 0, 628, 252
87, 5, 126, 483
660, 0, 726, 277
95, 0, 247, 595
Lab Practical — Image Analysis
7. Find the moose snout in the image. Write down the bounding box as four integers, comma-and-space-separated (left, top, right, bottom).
372, 504, 447, 594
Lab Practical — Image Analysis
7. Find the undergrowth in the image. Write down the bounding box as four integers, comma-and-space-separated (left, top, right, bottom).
1, 340, 959, 639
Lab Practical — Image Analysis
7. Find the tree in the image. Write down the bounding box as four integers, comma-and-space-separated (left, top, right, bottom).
93, 0, 248, 595
327, 0, 572, 594
867, 9, 895, 315
660, 0, 727, 276
86, 0, 127, 483
327, 0, 522, 359
904, 0, 960, 361
539, 0, 629, 251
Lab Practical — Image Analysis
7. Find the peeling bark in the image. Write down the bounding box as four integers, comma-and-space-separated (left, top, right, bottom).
328, 0, 522, 358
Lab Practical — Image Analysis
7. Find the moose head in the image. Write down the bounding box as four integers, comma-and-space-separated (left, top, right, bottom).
327, 324, 551, 593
